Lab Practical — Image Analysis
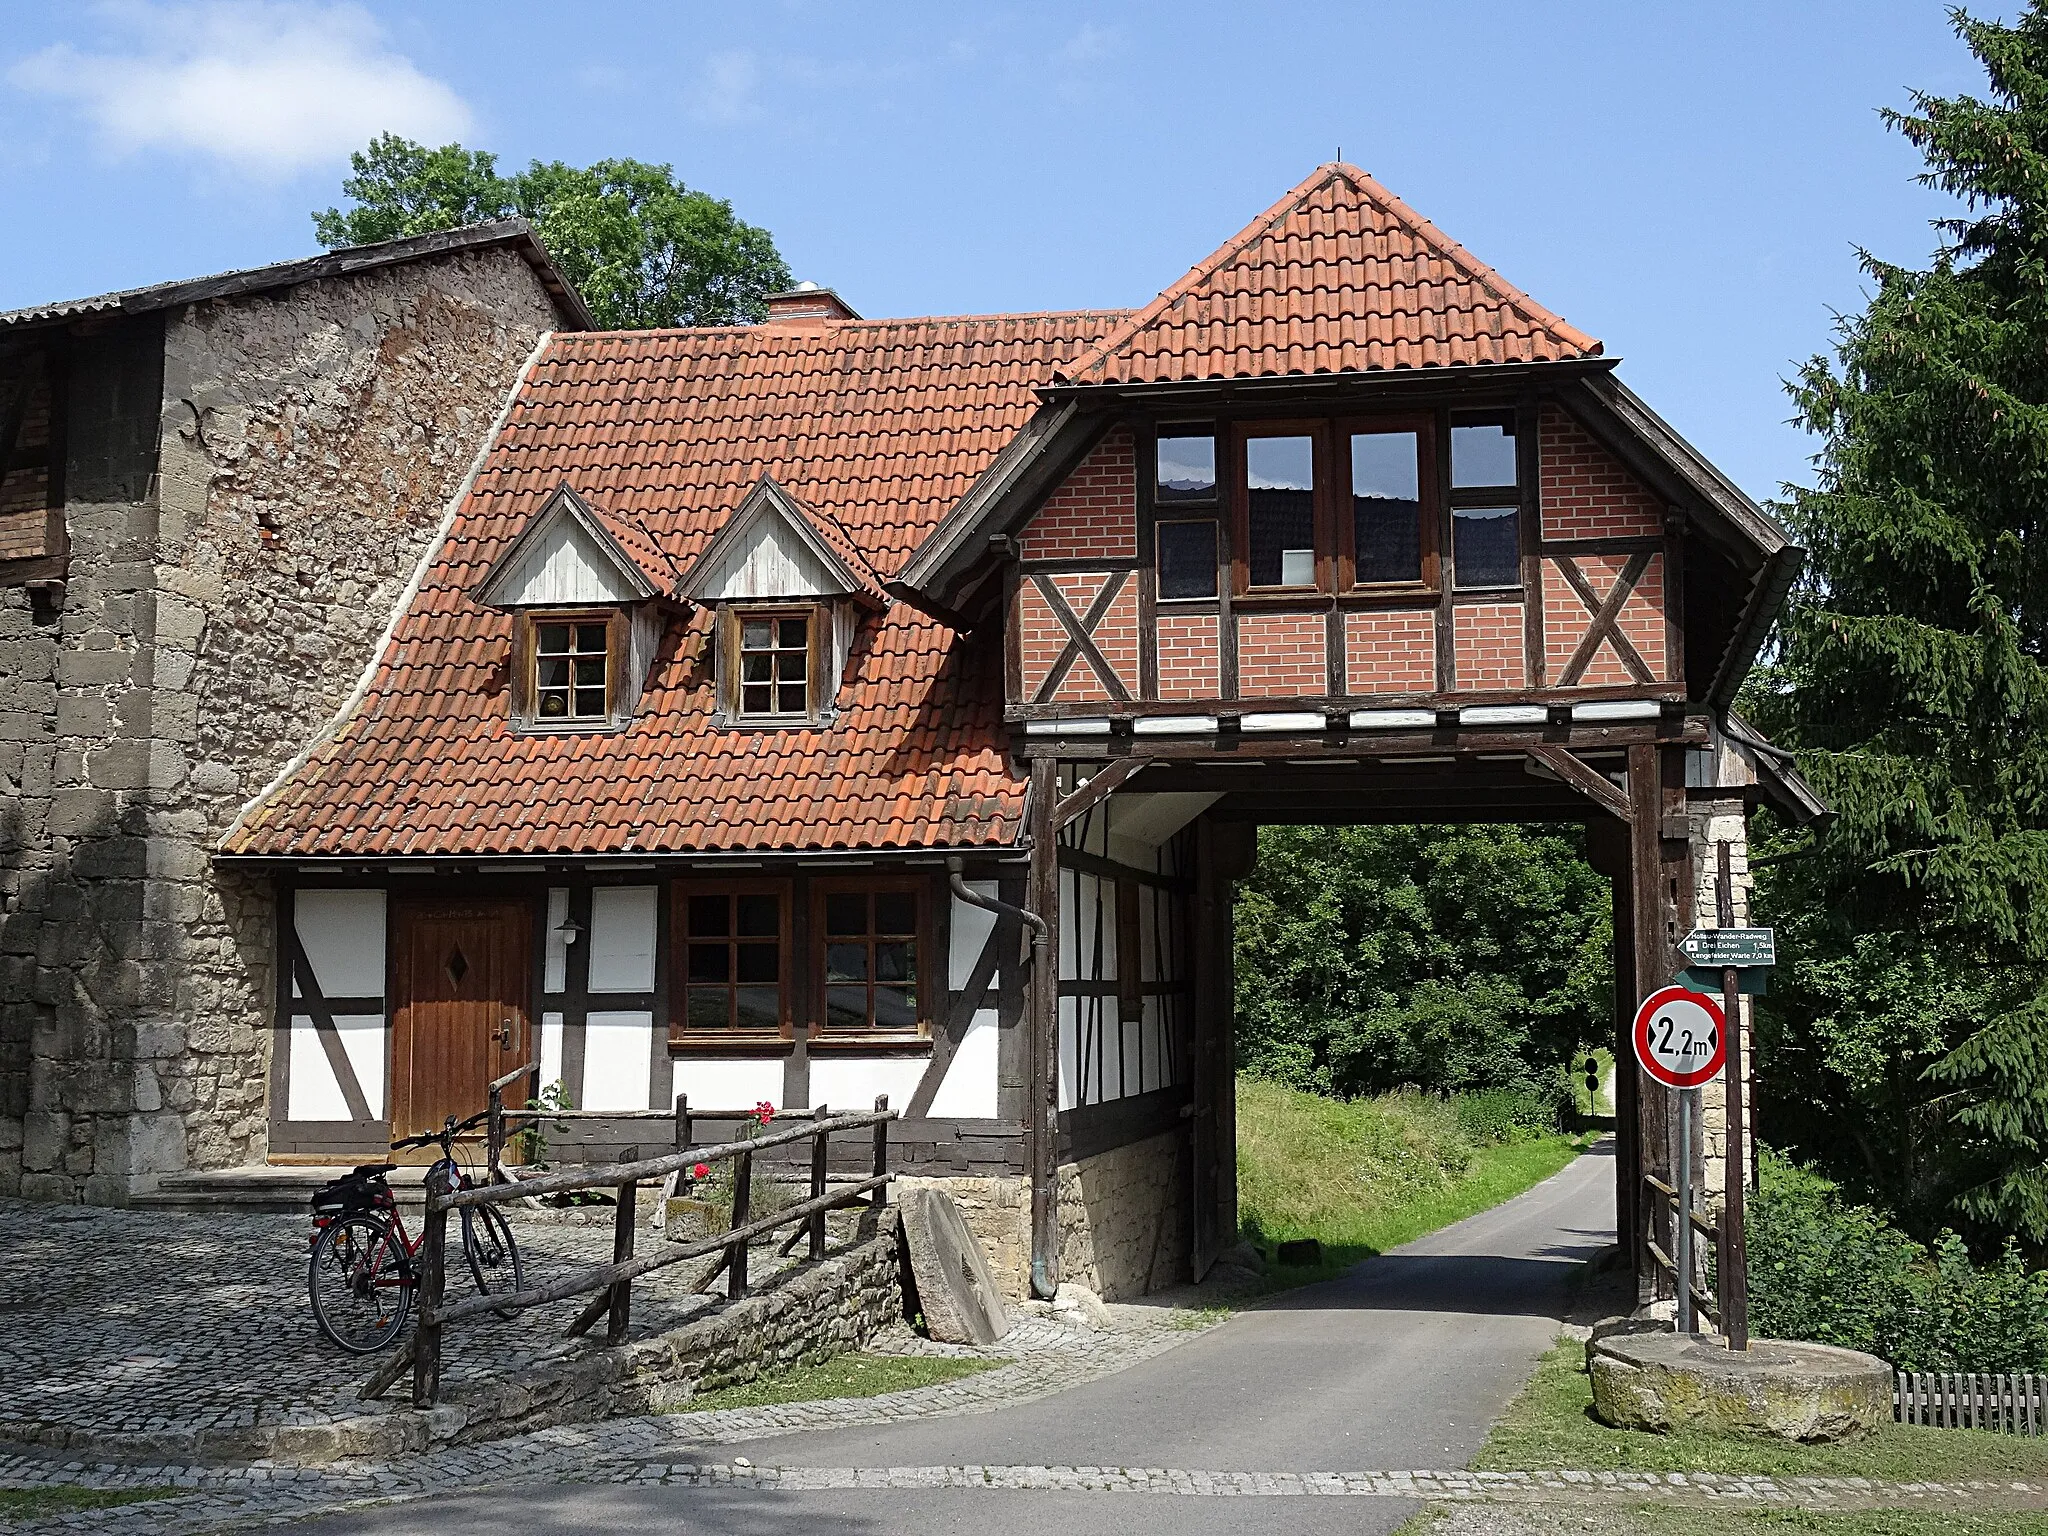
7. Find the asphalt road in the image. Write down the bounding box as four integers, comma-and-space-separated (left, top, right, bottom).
291, 1141, 1616, 1536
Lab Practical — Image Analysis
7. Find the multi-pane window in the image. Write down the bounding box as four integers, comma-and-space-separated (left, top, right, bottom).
1450, 415, 1521, 589
680, 887, 785, 1035
534, 618, 610, 721
1154, 429, 1219, 600
819, 886, 920, 1034
1350, 428, 1424, 585
734, 609, 812, 719
1244, 434, 1317, 589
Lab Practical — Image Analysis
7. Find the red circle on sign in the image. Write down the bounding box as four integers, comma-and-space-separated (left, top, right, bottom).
1632, 985, 1726, 1089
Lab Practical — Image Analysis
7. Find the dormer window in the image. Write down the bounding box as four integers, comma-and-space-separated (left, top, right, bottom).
534, 615, 613, 721
731, 606, 817, 720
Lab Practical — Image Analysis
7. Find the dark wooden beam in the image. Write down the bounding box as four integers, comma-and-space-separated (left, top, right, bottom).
1527, 746, 1631, 822
1026, 757, 1060, 1299
1052, 758, 1145, 829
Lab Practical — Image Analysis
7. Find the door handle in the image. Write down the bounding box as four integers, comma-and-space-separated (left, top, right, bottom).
498, 1018, 514, 1050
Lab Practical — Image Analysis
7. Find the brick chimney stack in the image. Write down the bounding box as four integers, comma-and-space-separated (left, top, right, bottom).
763, 281, 861, 327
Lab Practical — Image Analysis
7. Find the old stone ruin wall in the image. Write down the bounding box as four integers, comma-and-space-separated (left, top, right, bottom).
1, 250, 559, 1201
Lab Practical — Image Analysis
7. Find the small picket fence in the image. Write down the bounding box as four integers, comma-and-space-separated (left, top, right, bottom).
1894, 1371, 2048, 1434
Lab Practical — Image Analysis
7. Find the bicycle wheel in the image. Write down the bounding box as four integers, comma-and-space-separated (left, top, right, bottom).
461, 1203, 524, 1318
309, 1214, 413, 1353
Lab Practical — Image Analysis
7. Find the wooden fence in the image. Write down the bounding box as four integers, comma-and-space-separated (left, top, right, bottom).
1896, 1372, 2048, 1434
364, 1092, 896, 1408
1642, 1173, 1721, 1329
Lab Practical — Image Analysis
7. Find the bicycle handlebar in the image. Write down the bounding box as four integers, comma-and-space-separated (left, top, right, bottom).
390, 1107, 491, 1151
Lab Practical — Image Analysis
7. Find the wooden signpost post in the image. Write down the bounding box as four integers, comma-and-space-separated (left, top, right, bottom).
1631, 985, 1725, 1337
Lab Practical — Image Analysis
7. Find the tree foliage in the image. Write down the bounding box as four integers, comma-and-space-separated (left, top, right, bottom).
1234, 824, 1610, 1107
313, 133, 792, 329
1757, 3, 2048, 1242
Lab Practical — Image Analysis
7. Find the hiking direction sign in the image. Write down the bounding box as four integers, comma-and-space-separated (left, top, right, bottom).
1679, 926, 1775, 968
1631, 985, 1726, 1090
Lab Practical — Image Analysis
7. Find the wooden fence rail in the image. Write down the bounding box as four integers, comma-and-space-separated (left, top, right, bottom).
1895, 1372, 2048, 1435
1642, 1173, 1721, 1328
367, 1094, 896, 1408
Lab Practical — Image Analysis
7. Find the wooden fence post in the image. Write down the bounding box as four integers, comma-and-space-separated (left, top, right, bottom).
674, 1093, 690, 1152
810, 1103, 829, 1259
412, 1171, 449, 1407
487, 1081, 505, 1183
729, 1144, 752, 1299
608, 1176, 637, 1345
871, 1095, 889, 1211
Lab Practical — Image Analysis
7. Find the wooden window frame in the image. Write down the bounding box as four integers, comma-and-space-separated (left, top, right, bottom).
1339, 412, 1439, 594
512, 609, 626, 732
808, 875, 934, 1047
1230, 418, 1332, 598
669, 878, 794, 1047
723, 602, 825, 726
1447, 409, 1525, 594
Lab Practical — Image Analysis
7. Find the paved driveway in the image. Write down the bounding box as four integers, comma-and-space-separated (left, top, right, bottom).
277, 1143, 1617, 1536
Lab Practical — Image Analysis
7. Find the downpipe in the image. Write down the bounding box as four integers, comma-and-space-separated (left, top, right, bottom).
946, 858, 1058, 1298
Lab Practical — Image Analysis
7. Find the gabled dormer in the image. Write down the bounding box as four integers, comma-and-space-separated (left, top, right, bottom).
677, 474, 887, 728
473, 482, 677, 731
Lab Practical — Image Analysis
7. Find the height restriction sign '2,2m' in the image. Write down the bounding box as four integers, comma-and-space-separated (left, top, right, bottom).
1632, 985, 1726, 1090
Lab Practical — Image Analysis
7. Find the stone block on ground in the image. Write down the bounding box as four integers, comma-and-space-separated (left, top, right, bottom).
1589, 1331, 1892, 1441
1050, 1282, 1112, 1330
899, 1185, 1009, 1345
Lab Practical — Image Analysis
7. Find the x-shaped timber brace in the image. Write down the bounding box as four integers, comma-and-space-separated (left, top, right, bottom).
1030, 570, 1132, 705
1554, 550, 1657, 686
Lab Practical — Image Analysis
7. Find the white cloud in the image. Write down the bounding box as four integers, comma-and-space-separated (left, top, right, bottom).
7, 2, 473, 176
1058, 23, 1122, 66
687, 49, 760, 126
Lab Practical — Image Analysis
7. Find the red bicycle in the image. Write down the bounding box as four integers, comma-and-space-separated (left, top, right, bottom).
306, 1109, 525, 1353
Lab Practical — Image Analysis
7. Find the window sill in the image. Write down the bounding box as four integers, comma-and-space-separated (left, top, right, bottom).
512, 719, 630, 737
667, 1036, 795, 1056
805, 1034, 932, 1054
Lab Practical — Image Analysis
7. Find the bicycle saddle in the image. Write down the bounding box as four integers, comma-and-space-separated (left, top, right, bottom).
350, 1162, 397, 1178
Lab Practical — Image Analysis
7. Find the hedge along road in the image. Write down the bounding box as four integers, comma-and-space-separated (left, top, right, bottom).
286, 1142, 1616, 1536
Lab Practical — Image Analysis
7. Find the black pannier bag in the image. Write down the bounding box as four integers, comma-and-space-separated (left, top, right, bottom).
308, 1163, 393, 1220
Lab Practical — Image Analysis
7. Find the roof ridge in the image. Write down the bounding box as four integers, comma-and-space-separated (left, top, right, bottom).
553, 308, 1137, 343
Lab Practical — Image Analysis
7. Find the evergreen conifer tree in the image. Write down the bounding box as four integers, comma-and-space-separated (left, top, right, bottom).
1765, 2, 2048, 1240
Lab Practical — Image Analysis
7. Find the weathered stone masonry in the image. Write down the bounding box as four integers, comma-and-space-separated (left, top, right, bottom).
1, 244, 563, 1201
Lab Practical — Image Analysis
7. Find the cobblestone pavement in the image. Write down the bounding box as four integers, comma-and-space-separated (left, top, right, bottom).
0, 1193, 839, 1450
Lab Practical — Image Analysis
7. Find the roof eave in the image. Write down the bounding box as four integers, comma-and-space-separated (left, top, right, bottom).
1035, 354, 1619, 406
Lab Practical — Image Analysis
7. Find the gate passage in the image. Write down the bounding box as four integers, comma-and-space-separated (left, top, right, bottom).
1632, 985, 1726, 1090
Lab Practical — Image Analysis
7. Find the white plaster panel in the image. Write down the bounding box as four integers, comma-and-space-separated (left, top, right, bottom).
1109, 791, 1221, 850
949, 883, 998, 990
926, 1010, 999, 1119
496, 516, 638, 606
808, 1055, 927, 1116
544, 888, 570, 994
581, 1010, 654, 1111
286, 1013, 385, 1121
1057, 995, 1078, 1111
293, 889, 385, 999
587, 886, 658, 993
539, 1010, 565, 1097
672, 1056, 786, 1111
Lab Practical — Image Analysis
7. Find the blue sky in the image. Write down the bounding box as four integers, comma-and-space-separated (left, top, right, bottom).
0, 1, 1995, 504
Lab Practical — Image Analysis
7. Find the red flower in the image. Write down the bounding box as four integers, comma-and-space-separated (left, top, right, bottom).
691, 1162, 709, 1180
753, 1100, 776, 1126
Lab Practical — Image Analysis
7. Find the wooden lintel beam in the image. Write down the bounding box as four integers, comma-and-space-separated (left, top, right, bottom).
1527, 745, 1633, 822
1052, 757, 1145, 829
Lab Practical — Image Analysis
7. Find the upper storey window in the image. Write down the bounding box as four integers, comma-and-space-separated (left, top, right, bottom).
533, 616, 613, 721
1155, 429, 1220, 600
1350, 426, 1426, 585
732, 607, 816, 721
1450, 414, 1520, 590
1245, 433, 1316, 589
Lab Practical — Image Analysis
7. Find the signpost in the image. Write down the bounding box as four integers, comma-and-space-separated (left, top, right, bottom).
1631, 985, 1725, 1337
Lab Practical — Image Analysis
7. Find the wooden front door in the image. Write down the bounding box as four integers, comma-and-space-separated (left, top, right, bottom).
390, 899, 532, 1152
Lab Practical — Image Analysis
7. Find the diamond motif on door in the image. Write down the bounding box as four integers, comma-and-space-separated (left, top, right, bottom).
446, 946, 469, 986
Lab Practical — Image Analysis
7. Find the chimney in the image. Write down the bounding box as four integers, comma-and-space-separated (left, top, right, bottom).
763, 281, 861, 328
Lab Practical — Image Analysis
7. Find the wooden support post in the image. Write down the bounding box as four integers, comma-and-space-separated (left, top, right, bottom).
810, 1103, 829, 1258
412, 1174, 450, 1407
487, 1081, 505, 1183
607, 1177, 636, 1345
1027, 756, 1061, 1299
1717, 839, 1751, 1350
871, 1095, 889, 1210
675, 1093, 690, 1152
728, 1145, 752, 1299
1627, 742, 1690, 1304
1584, 816, 1640, 1292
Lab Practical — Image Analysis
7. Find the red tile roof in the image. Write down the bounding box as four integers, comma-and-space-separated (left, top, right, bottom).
225, 313, 1124, 858
1058, 163, 1601, 385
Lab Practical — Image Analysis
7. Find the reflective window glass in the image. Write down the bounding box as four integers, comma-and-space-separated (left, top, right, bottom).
1156, 431, 1216, 503
1156, 520, 1218, 600
1451, 420, 1517, 488
1453, 506, 1521, 588
1246, 435, 1316, 588
817, 886, 921, 1033
1351, 432, 1422, 584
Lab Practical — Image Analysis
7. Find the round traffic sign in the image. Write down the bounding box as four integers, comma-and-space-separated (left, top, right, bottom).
1631, 985, 1726, 1089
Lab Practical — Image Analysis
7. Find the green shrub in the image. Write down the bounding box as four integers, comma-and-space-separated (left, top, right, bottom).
1749, 1149, 2048, 1370
1450, 1086, 1562, 1145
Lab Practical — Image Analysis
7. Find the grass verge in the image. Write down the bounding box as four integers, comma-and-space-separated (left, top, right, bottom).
0, 1487, 175, 1519
1477, 1339, 2048, 1483
1237, 1076, 1595, 1290
1399, 1506, 2048, 1535
677, 1353, 1005, 1413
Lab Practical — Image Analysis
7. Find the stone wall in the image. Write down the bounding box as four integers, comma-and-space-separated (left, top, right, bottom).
903, 1127, 1190, 1303
1687, 799, 1756, 1208
1056, 1126, 1188, 1300
0, 249, 559, 1201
